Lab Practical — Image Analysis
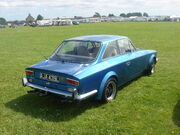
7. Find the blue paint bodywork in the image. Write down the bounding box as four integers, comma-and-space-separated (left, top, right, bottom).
24, 35, 157, 100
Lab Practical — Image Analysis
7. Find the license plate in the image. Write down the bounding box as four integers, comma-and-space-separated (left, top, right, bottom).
40, 73, 61, 82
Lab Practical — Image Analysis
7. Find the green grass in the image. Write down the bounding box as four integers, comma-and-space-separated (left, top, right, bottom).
0, 22, 180, 135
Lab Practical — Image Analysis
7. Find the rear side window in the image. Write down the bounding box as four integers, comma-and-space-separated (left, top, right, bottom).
103, 40, 120, 59
117, 39, 135, 54
117, 39, 127, 54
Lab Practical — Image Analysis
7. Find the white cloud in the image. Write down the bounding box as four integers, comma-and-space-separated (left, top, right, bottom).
0, 0, 38, 7
0, 0, 180, 20
0, 0, 179, 7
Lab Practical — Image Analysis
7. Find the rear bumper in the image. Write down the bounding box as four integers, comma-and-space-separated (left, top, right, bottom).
22, 78, 97, 100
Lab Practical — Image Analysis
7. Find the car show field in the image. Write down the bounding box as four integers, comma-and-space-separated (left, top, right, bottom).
0, 22, 180, 135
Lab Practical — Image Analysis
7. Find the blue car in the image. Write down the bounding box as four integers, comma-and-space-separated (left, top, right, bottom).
22, 35, 158, 103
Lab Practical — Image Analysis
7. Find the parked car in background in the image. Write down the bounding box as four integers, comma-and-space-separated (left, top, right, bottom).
22, 35, 158, 103
72, 21, 80, 25
9, 24, 17, 28
29, 22, 37, 27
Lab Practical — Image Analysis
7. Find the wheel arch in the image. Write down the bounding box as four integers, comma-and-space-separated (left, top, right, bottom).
96, 71, 118, 100
147, 54, 157, 69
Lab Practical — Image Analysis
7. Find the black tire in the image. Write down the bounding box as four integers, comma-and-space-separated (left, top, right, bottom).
147, 60, 156, 75
101, 78, 117, 103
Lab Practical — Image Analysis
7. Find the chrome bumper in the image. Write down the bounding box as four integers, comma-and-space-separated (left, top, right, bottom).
22, 78, 97, 100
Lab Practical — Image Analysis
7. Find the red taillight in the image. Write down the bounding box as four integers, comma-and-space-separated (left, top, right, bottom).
25, 70, 34, 76
66, 78, 79, 86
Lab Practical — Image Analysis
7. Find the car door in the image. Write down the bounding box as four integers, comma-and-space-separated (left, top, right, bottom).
127, 40, 147, 76
117, 39, 134, 82
102, 40, 126, 85
117, 38, 146, 81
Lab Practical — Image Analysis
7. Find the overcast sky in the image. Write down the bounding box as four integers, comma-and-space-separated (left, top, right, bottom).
0, 0, 180, 20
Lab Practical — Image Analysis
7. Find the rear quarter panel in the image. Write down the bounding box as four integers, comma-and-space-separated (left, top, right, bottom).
74, 55, 129, 99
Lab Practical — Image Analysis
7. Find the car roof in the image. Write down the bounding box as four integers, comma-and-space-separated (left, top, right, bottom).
65, 35, 127, 43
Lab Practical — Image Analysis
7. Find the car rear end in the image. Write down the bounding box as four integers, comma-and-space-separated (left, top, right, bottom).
23, 68, 80, 99
22, 68, 97, 100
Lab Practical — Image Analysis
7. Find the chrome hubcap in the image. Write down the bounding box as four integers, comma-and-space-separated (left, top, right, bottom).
105, 81, 116, 101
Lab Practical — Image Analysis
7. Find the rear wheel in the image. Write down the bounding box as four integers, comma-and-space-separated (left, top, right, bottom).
101, 78, 117, 103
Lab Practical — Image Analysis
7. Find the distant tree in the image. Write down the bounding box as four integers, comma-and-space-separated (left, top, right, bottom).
143, 12, 149, 17
126, 13, 131, 17
0, 17, 7, 25
36, 14, 43, 20
93, 12, 101, 17
138, 12, 142, 16
163, 17, 170, 21
101, 15, 106, 17
126, 12, 142, 17
134, 12, 142, 17
108, 14, 115, 17
120, 13, 126, 17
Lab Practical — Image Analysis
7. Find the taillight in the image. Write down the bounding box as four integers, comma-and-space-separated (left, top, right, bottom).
66, 78, 79, 86
25, 70, 34, 76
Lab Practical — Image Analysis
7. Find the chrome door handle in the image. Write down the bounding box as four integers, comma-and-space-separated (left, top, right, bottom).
126, 61, 131, 66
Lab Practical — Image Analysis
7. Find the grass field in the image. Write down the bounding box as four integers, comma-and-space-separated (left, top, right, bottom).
0, 22, 180, 135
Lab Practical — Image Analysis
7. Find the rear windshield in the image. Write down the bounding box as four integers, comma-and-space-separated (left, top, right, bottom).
50, 41, 101, 63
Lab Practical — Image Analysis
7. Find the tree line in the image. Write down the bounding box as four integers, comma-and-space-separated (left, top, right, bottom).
93, 12, 149, 17
0, 14, 44, 25
0, 12, 149, 25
